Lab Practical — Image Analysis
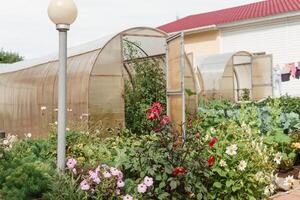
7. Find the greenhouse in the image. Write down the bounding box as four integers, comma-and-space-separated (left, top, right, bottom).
0, 27, 199, 138
196, 51, 273, 101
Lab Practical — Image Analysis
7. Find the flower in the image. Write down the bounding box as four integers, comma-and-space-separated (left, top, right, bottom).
80, 180, 90, 191
72, 168, 77, 175
195, 132, 200, 140
67, 108, 73, 112
123, 195, 133, 200
226, 144, 238, 156
152, 127, 161, 133
291, 142, 300, 149
264, 184, 276, 196
207, 156, 215, 167
255, 171, 264, 182
80, 113, 89, 120
204, 134, 211, 142
143, 176, 153, 187
110, 167, 120, 176
152, 102, 163, 113
66, 158, 77, 169
117, 171, 124, 180
117, 180, 125, 188
40, 106, 47, 111
283, 175, 295, 188
66, 127, 70, 131
238, 160, 247, 171
219, 160, 227, 167
103, 171, 112, 178
172, 167, 187, 176
137, 183, 147, 193
89, 170, 101, 184
274, 152, 282, 164
160, 115, 170, 125
209, 136, 218, 148
148, 108, 160, 121
25, 133, 32, 138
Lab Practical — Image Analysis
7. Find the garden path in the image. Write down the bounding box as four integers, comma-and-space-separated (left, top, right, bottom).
270, 181, 300, 200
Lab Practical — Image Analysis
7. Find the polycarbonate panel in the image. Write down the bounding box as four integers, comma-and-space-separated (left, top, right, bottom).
124, 28, 167, 38
0, 50, 99, 138
89, 35, 125, 133
167, 37, 182, 91
252, 55, 273, 100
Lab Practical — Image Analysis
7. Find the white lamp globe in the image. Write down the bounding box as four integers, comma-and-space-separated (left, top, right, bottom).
48, 0, 78, 25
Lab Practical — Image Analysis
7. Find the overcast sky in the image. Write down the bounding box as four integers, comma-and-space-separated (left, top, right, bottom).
0, 0, 262, 59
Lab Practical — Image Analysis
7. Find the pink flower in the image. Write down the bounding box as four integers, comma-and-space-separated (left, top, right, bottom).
116, 188, 121, 195
143, 176, 153, 187
117, 171, 124, 180
123, 195, 133, 200
137, 183, 147, 193
66, 158, 77, 169
110, 167, 120, 176
89, 170, 100, 184
80, 180, 90, 191
117, 180, 125, 188
160, 115, 170, 126
103, 171, 112, 178
148, 108, 159, 121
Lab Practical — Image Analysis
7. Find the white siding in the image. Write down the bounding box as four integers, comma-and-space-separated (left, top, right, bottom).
220, 19, 300, 65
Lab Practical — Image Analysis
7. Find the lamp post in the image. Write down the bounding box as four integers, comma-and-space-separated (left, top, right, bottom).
48, 0, 78, 171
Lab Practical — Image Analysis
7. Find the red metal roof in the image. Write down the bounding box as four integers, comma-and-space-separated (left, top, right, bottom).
158, 0, 300, 33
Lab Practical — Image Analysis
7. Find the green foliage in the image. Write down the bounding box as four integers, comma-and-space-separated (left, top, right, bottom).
0, 138, 55, 199
111, 106, 209, 199
124, 41, 166, 134
0, 49, 23, 64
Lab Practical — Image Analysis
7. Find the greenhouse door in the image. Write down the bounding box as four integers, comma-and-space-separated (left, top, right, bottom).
251, 55, 273, 100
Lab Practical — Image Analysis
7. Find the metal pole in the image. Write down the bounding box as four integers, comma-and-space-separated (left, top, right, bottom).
56, 24, 69, 172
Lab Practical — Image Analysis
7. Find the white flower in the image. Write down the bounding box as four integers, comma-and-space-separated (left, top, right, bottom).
137, 183, 147, 193
226, 144, 238, 156
143, 176, 153, 187
123, 195, 133, 200
255, 171, 264, 182
274, 152, 282, 164
3, 139, 8, 145
238, 160, 247, 171
66, 128, 70, 131
283, 175, 295, 188
53, 108, 58, 112
117, 180, 125, 188
40, 106, 47, 111
219, 160, 227, 167
67, 108, 73, 112
54, 121, 58, 125
25, 133, 32, 138
204, 134, 211, 142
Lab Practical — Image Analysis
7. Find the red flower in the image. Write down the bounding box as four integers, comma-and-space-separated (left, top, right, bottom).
160, 115, 170, 126
195, 132, 201, 140
209, 136, 218, 148
148, 108, 159, 121
172, 167, 187, 176
152, 127, 161, 133
207, 156, 215, 167
152, 102, 163, 113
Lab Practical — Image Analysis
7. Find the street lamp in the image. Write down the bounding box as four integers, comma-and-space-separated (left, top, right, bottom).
48, 0, 78, 171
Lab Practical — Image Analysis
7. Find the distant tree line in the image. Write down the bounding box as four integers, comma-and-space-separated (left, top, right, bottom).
0, 49, 23, 64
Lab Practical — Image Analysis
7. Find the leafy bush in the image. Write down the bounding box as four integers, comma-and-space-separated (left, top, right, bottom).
0, 136, 55, 200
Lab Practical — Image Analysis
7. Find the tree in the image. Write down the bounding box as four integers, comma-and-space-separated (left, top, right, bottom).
0, 49, 23, 64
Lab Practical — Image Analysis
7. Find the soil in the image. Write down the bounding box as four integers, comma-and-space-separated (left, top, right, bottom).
277, 165, 300, 179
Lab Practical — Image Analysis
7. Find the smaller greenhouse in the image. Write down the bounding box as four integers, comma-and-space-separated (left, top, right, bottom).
196, 51, 273, 101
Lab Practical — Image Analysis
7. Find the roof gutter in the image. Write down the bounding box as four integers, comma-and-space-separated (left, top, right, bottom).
169, 25, 218, 36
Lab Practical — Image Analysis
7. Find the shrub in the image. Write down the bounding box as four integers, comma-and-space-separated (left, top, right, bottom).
111, 103, 209, 199
124, 42, 166, 134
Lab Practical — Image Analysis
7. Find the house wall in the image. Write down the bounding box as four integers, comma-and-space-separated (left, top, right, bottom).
184, 30, 221, 59
220, 16, 300, 66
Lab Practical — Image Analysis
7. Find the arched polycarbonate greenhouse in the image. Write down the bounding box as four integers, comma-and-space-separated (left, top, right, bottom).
196, 51, 273, 101
0, 27, 200, 138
